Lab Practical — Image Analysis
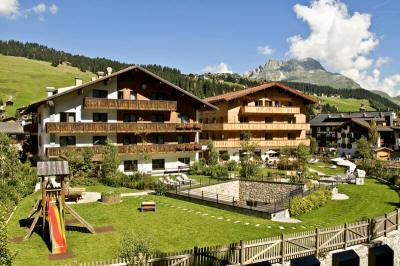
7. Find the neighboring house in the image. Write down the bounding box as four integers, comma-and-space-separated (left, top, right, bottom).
23, 66, 216, 174
199, 82, 317, 161
374, 147, 393, 161
0, 121, 27, 148
310, 111, 398, 154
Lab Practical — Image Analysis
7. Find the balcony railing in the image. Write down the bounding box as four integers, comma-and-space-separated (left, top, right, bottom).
46, 122, 202, 133
83, 97, 177, 111
202, 123, 310, 131
200, 139, 310, 148
241, 106, 300, 114
46, 143, 202, 158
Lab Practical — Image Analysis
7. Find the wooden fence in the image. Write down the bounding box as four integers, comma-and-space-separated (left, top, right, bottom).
60, 209, 400, 266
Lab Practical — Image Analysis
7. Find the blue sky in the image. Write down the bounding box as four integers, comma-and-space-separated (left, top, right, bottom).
1, 0, 400, 95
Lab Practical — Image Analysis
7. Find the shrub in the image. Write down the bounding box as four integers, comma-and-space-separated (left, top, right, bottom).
154, 182, 168, 196
240, 160, 261, 179
303, 170, 320, 181
220, 152, 230, 161
189, 158, 206, 175
0, 206, 15, 266
119, 232, 153, 266
290, 188, 332, 216
205, 165, 229, 179
226, 160, 238, 172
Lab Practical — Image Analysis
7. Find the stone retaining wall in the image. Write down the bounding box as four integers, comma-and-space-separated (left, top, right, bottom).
189, 180, 239, 198
239, 181, 304, 203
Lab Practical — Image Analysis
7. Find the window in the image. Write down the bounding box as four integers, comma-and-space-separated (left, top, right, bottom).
92, 89, 108, 98
179, 114, 189, 123
219, 117, 224, 123
152, 159, 165, 170
288, 133, 295, 140
151, 135, 164, 144
93, 113, 108, 122
199, 118, 203, 123
178, 157, 190, 165
93, 136, 107, 145
151, 114, 164, 123
60, 112, 76, 122
131, 91, 137, 100
347, 143, 352, 149
150, 92, 164, 100
123, 135, 137, 145
178, 135, 190, 143
288, 102, 293, 106
255, 100, 263, 106
50, 134, 56, 143
124, 160, 138, 172
265, 133, 272, 140
239, 117, 248, 123
288, 117, 296, 124
60, 136, 76, 146
123, 113, 137, 122
265, 117, 273, 123
118, 91, 123, 99
212, 117, 217, 123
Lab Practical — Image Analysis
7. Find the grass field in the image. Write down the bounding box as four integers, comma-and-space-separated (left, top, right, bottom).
0, 55, 93, 115
308, 162, 346, 176
8, 179, 398, 265
319, 96, 375, 112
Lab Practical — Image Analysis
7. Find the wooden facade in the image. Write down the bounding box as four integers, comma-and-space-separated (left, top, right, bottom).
46, 122, 202, 133
47, 143, 202, 158
83, 97, 177, 111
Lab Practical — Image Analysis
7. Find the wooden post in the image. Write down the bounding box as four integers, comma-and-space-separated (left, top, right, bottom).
216, 194, 219, 204
315, 228, 319, 256
201, 191, 204, 201
384, 213, 387, 237
61, 176, 65, 221
240, 240, 245, 265
344, 223, 348, 249
41, 176, 46, 236
193, 246, 198, 266
281, 234, 285, 263
232, 196, 235, 206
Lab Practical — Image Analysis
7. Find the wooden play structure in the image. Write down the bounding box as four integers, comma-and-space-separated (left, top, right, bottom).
24, 161, 95, 254
140, 201, 156, 212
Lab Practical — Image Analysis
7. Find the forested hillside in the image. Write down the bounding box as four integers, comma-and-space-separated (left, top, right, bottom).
0, 40, 399, 114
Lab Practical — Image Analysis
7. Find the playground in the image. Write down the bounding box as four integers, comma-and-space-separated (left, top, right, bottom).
8, 173, 399, 265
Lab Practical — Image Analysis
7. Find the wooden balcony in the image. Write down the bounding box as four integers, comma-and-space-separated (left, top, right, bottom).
200, 139, 310, 148
46, 122, 202, 133
83, 97, 177, 111
46, 143, 202, 158
241, 106, 300, 114
202, 123, 310, 131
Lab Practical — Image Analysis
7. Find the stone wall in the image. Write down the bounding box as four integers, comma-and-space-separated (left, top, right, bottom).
239, 181, 303, 203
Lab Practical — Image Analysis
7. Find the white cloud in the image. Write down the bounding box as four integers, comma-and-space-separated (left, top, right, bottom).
287, 0, 400, 96
375, 57, 390, 68
257, 45, 274, 55
0, 1, 58, 20
202, 62, 233, 74
49, 4, 58, 14
32, 3, 46, 14
0, 0, 20, 19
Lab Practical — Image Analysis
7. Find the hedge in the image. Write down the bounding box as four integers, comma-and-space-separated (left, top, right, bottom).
290, 188, 332, 216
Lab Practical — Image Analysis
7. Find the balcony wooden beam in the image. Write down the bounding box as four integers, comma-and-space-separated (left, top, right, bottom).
83, 97, 177, 111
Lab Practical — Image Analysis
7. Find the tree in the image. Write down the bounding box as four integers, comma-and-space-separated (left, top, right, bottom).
309, 137, 318, 155
101, 139, 120, 179
239, 132, 261, 179
356, 136, 373, 159
294, 144, 310, 175
0, 206, 14, 266
368, 119, 379, 148
0, 133, 19, 185
207, 139, 219, 166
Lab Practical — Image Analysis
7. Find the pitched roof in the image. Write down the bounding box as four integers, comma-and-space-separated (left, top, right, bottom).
0, 122, 24, 134
204, 81, 318, 104
25, 66, 217, 112
335, 118, 393, 132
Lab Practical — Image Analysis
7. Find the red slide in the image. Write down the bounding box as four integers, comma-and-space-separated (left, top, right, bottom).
47, 197, 67, 254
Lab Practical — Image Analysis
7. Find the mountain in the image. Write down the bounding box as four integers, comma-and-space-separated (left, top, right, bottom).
247, 58, 361, 90
371, 90, 400, 106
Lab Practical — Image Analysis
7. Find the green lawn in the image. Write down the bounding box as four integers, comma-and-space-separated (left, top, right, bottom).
84, 185, 138, 194
308, 162, 346, 176
0, 55, 93, 115
319, 97, 375, 112
8, 179, 398, 265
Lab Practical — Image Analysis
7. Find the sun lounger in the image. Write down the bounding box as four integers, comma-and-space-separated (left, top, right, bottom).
176, 175, 191, 184
180, 173, 194, 183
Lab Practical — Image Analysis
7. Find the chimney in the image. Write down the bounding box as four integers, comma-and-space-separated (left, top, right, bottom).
106, 67, 113, 76
97, 71, 105, 78
75, 77, 83, 86
46, 87, 56, 97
